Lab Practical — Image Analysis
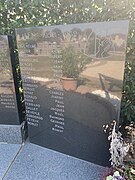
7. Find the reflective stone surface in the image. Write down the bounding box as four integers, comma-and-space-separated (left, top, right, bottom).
0, 36, 20, 125
16, 20, 129, 166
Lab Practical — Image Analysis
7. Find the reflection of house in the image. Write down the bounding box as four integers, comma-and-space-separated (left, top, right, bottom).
36, 42, 50, 56
35, 41, 89, 57
62, 39, 88, 53
17, 29, 127, 58
34, 34, 94, 57
110, 33, 126, 52
35, 42, 62, 56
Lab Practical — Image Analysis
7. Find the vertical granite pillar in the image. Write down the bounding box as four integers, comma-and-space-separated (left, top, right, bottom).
0, 35, 27, 144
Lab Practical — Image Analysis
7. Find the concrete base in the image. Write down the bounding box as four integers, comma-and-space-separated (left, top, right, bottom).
0, 121, 27, 144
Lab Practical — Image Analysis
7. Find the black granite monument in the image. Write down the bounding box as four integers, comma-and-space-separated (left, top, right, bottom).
0, 35, 27, 143
16, 20, 129, 166
0, 36, 20, 125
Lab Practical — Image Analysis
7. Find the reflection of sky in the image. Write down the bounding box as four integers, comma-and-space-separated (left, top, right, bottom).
17, 20, 129, 36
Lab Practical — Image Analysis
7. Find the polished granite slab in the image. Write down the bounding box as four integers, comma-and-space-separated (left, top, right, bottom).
4, 143, 108, 180
16, 20, 129, 167
0, 35, 20, 126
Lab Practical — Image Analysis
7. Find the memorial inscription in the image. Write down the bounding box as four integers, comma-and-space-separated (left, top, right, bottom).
0, 36, 20, 125
16, 20, 129, 166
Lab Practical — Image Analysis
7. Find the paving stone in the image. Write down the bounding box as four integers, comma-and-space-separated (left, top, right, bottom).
4, 143, 109, 180
0, 144, 21, 179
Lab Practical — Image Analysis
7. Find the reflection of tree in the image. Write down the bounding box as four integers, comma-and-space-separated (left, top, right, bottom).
112, 34, 126, 51
28, 27, 43, 42
17, 28, 27, 38
83, 28, 93, 38
52, 28, 63, 44
44, 30, 52, 42
0, 36, 11, 76
71, 28, 82, 41
17, 28, 43, 42
17, 26, 120, 59
82, 28, 95, 56
17, 28, 43, 54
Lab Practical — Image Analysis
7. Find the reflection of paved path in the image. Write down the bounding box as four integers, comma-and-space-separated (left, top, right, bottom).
82, 60, 125, 80
86, 60, 107, 68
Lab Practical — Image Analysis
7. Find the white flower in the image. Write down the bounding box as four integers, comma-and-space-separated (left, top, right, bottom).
108, 121, 129, 167
131, 168, 135, 175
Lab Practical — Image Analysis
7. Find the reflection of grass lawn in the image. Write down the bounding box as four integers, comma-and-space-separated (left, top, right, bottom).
78, 75, 102, 91
77, 75, 122, 98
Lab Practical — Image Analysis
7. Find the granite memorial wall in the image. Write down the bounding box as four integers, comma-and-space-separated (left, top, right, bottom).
0, 35, 20, 125
16, 20, 129, 166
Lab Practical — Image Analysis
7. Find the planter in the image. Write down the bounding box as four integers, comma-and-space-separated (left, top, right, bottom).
61, 77, 77, 91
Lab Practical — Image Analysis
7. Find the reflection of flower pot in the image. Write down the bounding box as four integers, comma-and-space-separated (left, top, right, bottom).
61, 77, 77, 91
